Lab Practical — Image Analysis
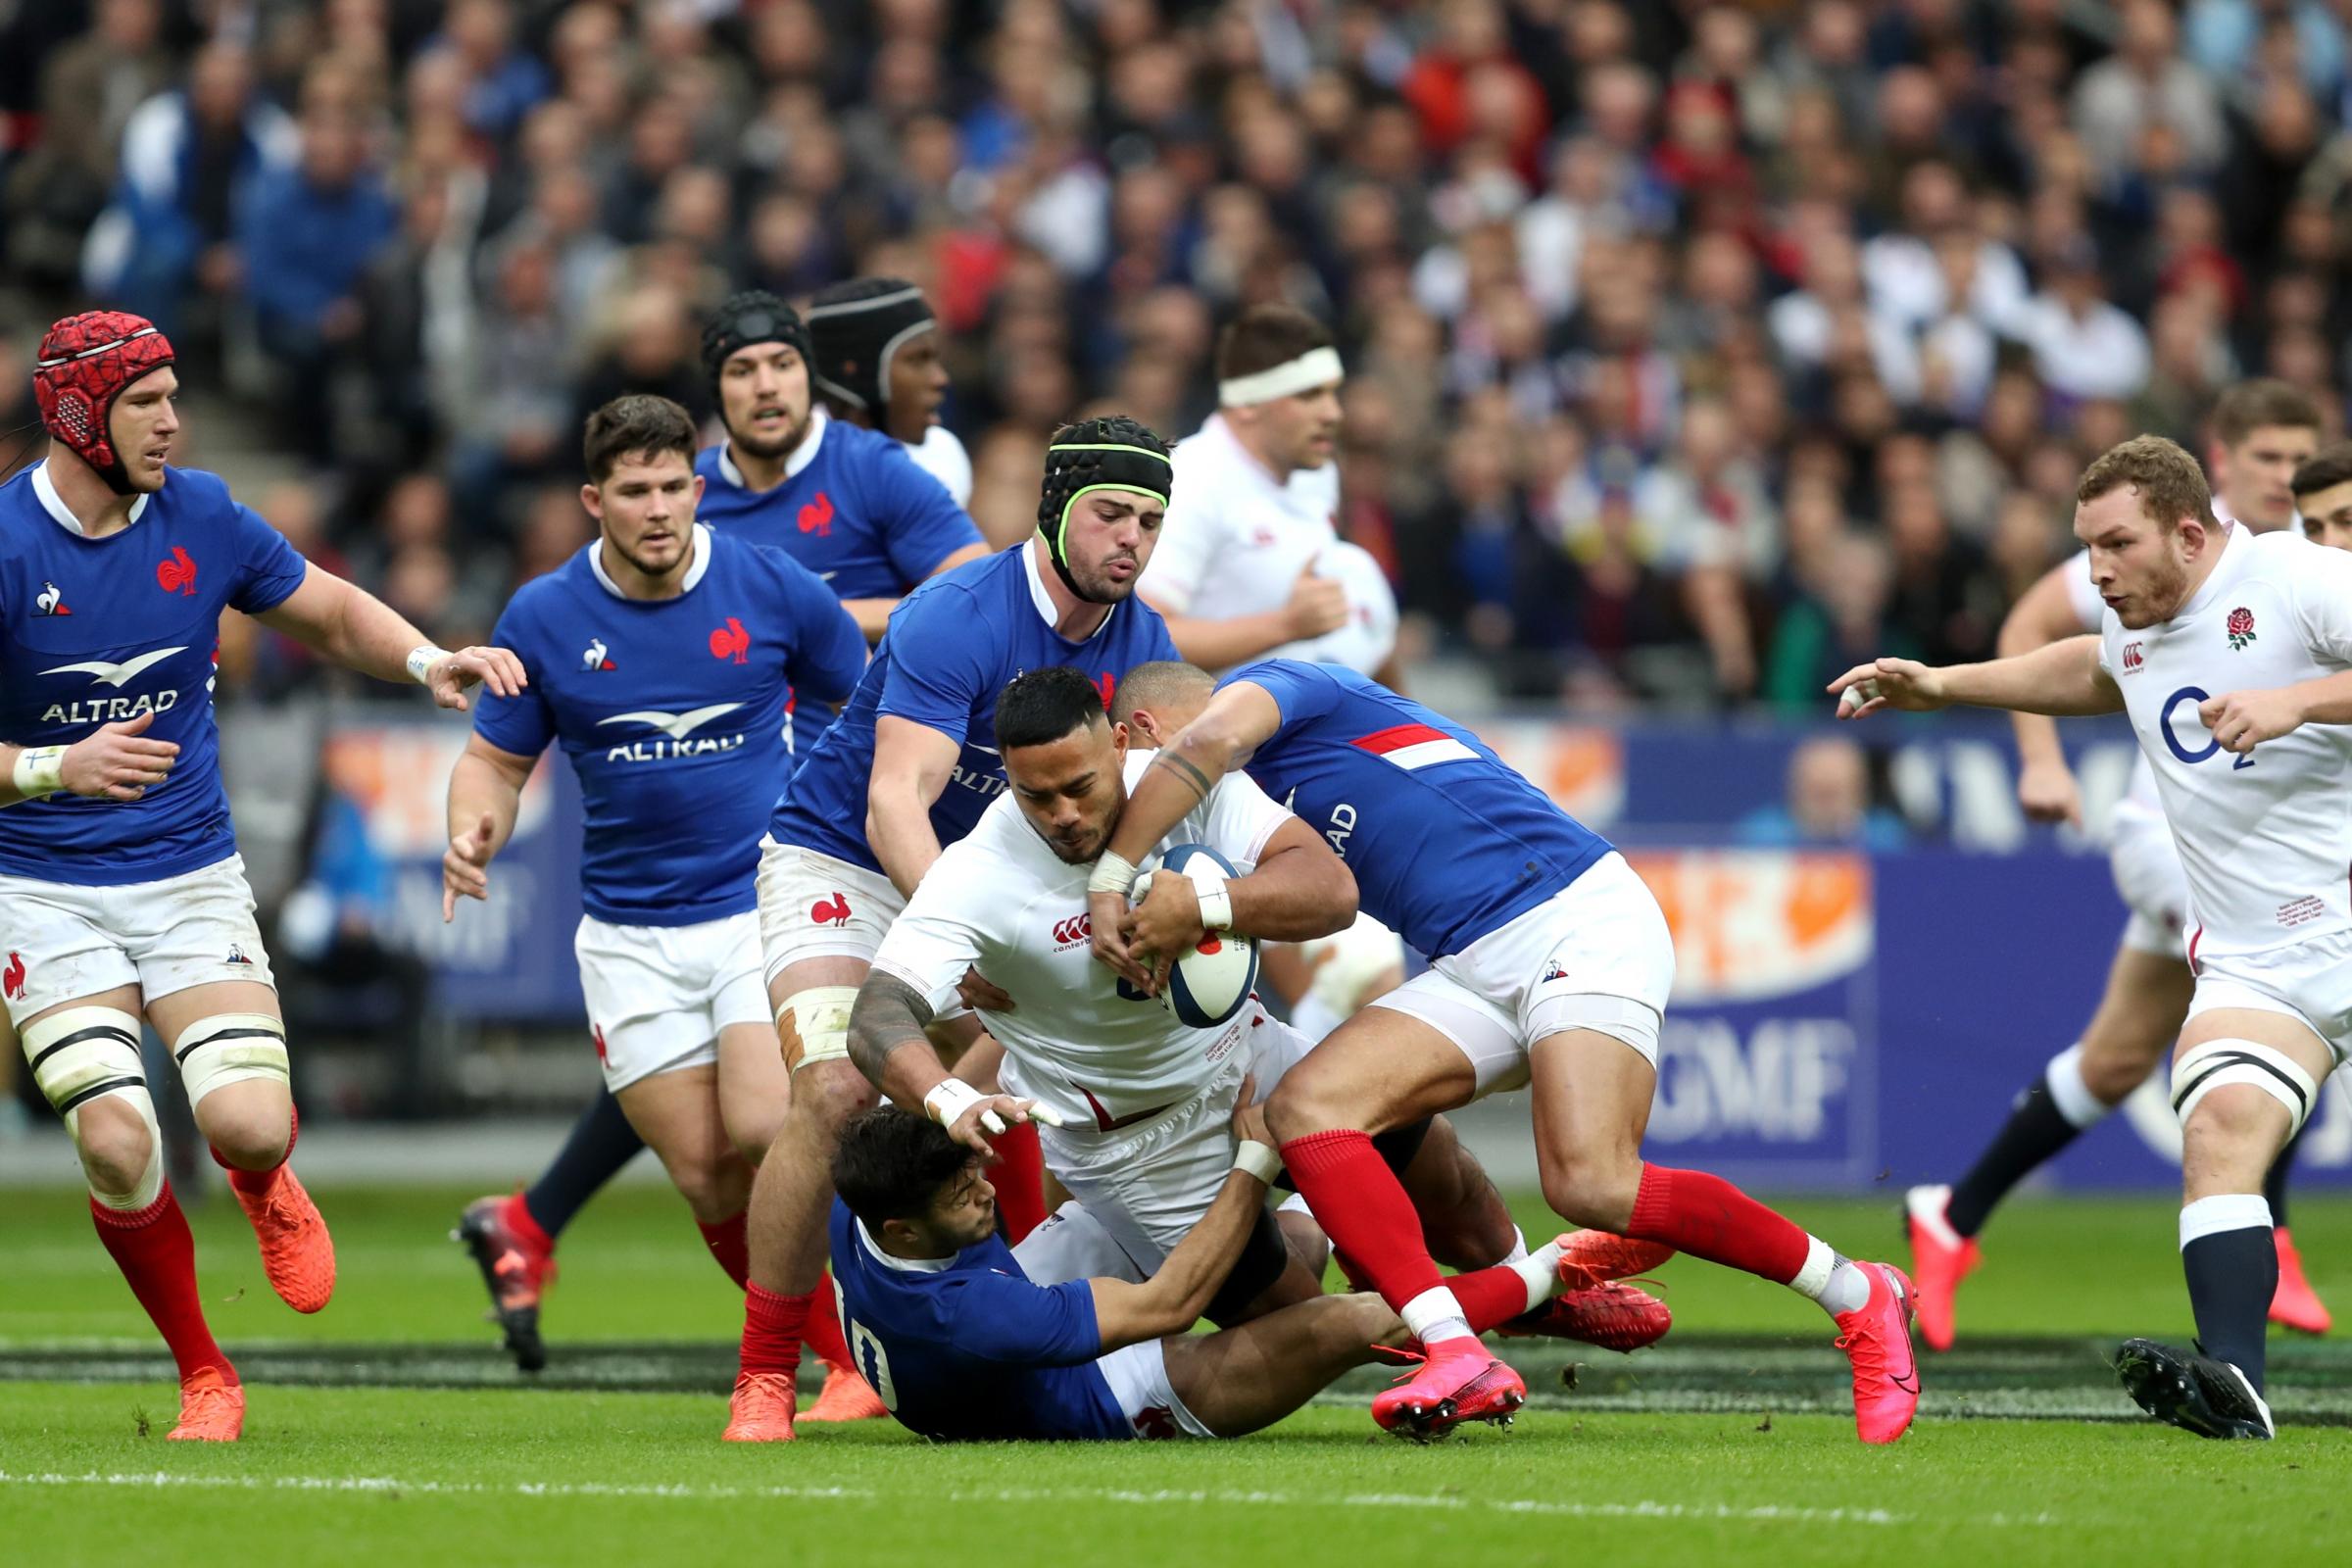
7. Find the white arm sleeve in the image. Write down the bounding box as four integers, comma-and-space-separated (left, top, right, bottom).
868, 844, 995, 1015
2282, 534, 2352, 665
1185, 768, 1295, 874
1138, 454, 1221, 614
2060, 550, 2104, 633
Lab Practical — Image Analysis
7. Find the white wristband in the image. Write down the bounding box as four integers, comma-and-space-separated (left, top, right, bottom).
12, 745, 66, 799
1195, 875, 1233, 933
406, 645, 451, 686
1087, 850, 1139, 897
924, 1078, 1003, 1135
1233, 1141, 1283, 1185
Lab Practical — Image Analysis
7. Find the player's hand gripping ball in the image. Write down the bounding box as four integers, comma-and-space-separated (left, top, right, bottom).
1129, 843, 1259, 1028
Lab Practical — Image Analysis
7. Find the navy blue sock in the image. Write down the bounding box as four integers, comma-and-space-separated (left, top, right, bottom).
521, 1087, 645, 1240
2182, 1219, 2277, 1392
1945, 1081, 2082, 1238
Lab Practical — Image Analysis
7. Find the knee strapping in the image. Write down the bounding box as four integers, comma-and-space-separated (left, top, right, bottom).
173, 1011, 288, 1107
22, 1007, 162, 1209
776, 986, 858, 1071
2173, 1038, 2319, 1140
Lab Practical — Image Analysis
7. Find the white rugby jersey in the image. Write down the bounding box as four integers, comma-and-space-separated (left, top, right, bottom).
2064, 546, 2163, 833
869, 749, 1294, 1128
2097, 527, 2352, 959
1141, 414, 1402, 674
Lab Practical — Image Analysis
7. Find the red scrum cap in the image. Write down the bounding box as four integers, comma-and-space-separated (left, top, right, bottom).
33, 311, 176, 493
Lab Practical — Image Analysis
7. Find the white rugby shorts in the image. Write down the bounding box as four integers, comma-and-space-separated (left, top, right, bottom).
1011, 1199, 1148, 1287
2110, 811, 2189, 962
2185, 927, 2352, 1066
755, 836, 906, 985
1032, 1007, 1314, 1272
1095, 1339, 1215, 1440
1369, 851, 1675, 1094
0, 854, 273, 1026
574, 909, 769, 1092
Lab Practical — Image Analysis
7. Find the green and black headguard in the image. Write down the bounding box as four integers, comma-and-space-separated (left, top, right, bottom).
1036, 415, 1174, 600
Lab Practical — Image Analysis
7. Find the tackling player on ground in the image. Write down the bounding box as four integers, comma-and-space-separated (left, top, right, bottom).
442, 396, 866, 1370
1835, 435, 2352, 1440
721, 416, 1186, 1442
824, 1100, 1612, 1445
0, 311, 522, 1441
1903, 381, 2330, 1348
1093, 660, 1919, 1443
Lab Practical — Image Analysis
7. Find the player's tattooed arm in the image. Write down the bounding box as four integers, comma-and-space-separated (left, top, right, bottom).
1144, 749, 1217, 807
847, 973, 943, 1097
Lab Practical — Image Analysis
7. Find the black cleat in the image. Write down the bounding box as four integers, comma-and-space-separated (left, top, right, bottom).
454, 1197, 553, 1373
2115, 1338, 2274, 1440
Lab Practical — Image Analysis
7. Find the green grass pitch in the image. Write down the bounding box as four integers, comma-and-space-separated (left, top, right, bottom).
5, 1183, 2349, 1566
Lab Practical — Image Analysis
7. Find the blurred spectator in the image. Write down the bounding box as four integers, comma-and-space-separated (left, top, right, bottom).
237, 66, 398, 463
3, 0, 174, 290
1737, 735, 1911, 851
2, 0, 2343, 714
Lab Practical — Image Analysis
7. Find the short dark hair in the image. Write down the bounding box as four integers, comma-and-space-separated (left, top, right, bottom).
831, 1106, 976, 1231
2211, 379, 2322, 447
583, 394, 699, 484
2292, 440, 2352, 500
1107, 661, 1212, 728
995, 666, 1109, 753
2077, 434, 2217, 535
1214, 304, 1335, 383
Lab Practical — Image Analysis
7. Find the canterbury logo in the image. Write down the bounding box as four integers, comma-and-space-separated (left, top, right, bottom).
1052, 914, 1092, 946
42, 647, 186, 686
594, 702, 744, 740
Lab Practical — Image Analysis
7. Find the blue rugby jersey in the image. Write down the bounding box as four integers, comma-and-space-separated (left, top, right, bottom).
770, 544, 1180, 874
693, 411, 982, 600
0, 463, 307, 885
1220, 660, 1613, 956
473, 526, 865, 924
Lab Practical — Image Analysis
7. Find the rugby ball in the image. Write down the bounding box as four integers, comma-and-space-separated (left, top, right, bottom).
1131, 843, 1259, 1028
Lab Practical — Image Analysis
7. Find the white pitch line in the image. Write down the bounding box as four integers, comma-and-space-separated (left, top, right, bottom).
0, 1469, 2055, 1527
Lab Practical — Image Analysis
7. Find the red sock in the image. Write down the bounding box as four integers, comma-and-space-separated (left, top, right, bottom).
1626, 1163, 1810, 1284
697, 1210, 750, 1289
990, 1120, 1048, 1244
1280, 1130, 1446, 1313
90, 1184, 235, 1383
741, 1282, 809, 1379
1449, 1262, 1540, 1334
803, 1273, 856, 1374
210, 1103, 297, 1200
499, 1191, 556, 1256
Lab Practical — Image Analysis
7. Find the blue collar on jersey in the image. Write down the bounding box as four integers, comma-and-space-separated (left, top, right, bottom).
715, 409, 828, 492
31, 460, 149, 535
854, 1215, 957, 1273
587, 522, 714, 600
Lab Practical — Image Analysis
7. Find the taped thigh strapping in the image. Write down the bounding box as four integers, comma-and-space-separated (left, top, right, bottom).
777, 985, 858, 1071
173, 1011, 288, 1107
2173, 1038, 2320, 1139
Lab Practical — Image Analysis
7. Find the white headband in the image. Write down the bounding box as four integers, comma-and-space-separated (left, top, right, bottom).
1218, 346, 1344, 408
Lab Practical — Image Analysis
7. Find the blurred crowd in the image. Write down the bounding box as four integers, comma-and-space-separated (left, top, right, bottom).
3, 0, 2351, 707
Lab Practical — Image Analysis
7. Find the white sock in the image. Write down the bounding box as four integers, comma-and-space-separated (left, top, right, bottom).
1512, 1238, 1564, 1314
1788, 1235, 1873, 1316
1399, 1286, 1475, 1347
1503, 1226, 1530, 1265
2180, 1193, 2273, 1249
2044, 1044, 2110, 1130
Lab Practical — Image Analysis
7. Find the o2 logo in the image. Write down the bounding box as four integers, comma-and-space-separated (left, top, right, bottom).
2160, 686, 2253, 771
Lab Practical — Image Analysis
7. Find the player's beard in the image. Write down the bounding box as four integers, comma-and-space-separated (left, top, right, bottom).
1065, 551, 1142, 606
2121, 551, 2192, 628
610, 527, 687, 584
728, 406, 810, 464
